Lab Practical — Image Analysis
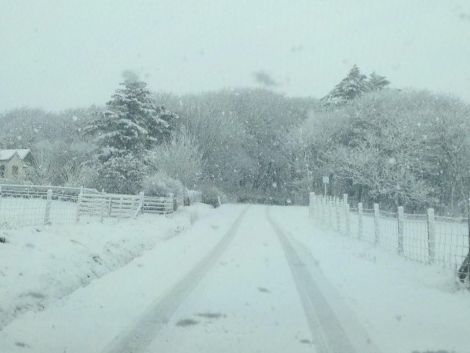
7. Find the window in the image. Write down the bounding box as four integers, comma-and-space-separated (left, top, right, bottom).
12, 165, 19, 176
0, 165, 5, 178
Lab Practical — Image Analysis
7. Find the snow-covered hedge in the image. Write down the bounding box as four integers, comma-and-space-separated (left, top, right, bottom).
143, 172, 184, 198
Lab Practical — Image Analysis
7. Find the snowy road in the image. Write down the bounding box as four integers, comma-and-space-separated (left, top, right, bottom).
2, 204, 467, 352
0, 205, 376, 352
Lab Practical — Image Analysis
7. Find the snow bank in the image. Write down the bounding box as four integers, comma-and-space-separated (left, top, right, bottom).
271, 206, 470, 353
0, 203, 212, 331
0, 204, 245, 353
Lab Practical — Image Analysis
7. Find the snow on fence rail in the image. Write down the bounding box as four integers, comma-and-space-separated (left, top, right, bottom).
143, 195, 174, 215
0, 184, 182, 229
309, 193, 470, 284
77, 192, 145, 221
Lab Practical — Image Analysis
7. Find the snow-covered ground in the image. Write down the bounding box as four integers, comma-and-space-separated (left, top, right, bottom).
1, 204, 469, 353
0, 203, 212, 331
0, 197, 78, 228
272, 206, 470, 353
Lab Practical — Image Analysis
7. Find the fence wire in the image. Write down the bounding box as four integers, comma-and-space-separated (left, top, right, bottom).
309, 193, 470, 285
0, 184, 185, 229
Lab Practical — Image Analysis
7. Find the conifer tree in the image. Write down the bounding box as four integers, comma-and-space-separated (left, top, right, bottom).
322, 65, 369, 105
85, 74, 178, 192
368, 72, 390, 91
87, 75, 177, 161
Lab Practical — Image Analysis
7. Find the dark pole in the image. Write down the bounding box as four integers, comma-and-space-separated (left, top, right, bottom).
458, 197, 470, 283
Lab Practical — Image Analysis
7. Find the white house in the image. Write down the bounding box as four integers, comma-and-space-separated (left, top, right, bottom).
0, 149, 33, 180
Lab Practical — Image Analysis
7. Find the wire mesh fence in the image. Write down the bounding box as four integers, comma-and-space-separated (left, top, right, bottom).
0, 184, 183, 229
309, 192, 470, 286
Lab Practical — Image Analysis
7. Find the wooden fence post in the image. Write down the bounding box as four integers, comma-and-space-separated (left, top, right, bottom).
358, 202, 363, 239
136, 192, 145, 218
76, 191, 82, 223
374, 203, 380, 245
335, 197, 341, 232
326, 197, 331, 226
321, 196, 325, 223
397, 206, 405, 255
320, 196, 325, 223
44, 189, 52, 225
427, 208, 436, 264
100, 196, 105, 223
343, 194, 350, 236
309, 192, 315, 218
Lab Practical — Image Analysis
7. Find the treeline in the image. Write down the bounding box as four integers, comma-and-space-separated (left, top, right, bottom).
1, 66, 469, 214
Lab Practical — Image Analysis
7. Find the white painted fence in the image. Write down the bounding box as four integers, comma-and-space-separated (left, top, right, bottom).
0, 184, 178, 228
77, 192, 145, 221
142, 195, 174, 215
309, 192, 470, 284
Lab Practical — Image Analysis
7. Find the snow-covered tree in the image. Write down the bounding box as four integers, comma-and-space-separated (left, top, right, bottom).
94, 154, 147, 194
147, 128, 203, 189
368, 72, 390, 91
84, 75, 178, 193
322, 65, 369, 106
87, 77, 178, 161
322, 66, 390, 107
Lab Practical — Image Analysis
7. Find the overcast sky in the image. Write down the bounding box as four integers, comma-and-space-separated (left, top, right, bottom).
1, 0, 470, 111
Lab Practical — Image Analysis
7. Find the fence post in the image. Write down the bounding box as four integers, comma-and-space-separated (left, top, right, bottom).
44, 189, 52, 225
397, 206, 405, 255
168, 193, 174, 214
333, 197, 340, 232
319, 196, 324, 223
427, 208, 436, 264
309, 192, 315, 218
358, 202, 363, 239
328, 196, 335, 224
343, 194, 350, 236
458, 198, 470, 283
320, 196, 325, 223
75, 191, 83, 223
100, 197, 105, 223
374, 203, 380, 245
137, 191, 144, 217
326, 197, 331, 226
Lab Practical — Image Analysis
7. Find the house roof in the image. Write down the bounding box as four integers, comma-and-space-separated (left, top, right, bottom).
0, 149, 31, 161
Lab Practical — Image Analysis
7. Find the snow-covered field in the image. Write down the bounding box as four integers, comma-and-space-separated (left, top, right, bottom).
0, 203, 212, 331
0, 204, 469, 353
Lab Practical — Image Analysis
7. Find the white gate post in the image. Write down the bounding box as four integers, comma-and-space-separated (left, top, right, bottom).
44, 189, 52, 225
374, 203, 380, 245
397, 206, 405, 255
135, 191, 145, 218
358, 202, 363, 239
427, 208, 436, 264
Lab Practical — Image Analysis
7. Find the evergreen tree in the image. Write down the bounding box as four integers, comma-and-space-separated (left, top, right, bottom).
87, 76, 178, 161
368, 72, 390, 91
322, 65, 369, 106
85, 75, 178, 193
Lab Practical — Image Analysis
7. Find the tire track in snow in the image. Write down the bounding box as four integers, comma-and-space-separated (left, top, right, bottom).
266, 207, 381, 353
102, 206, 250, 353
